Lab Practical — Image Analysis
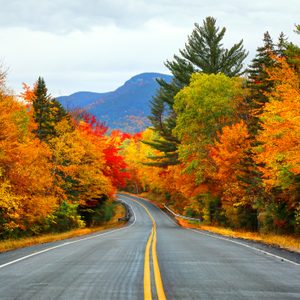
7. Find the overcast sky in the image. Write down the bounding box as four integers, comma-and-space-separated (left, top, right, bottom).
0, 0, 299, 96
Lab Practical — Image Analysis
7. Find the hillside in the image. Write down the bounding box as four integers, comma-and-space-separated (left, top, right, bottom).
57, 73, 172, 132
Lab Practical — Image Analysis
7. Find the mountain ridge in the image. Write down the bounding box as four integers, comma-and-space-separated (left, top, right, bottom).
57, 72, 172, 132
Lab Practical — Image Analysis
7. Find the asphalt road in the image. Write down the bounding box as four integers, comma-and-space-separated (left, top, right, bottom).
0, 194, 299, 299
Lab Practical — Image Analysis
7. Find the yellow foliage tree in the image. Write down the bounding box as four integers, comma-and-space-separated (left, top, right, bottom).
49, 119, 114, 205
254, 56, 300, 206
0, 92, 58, 235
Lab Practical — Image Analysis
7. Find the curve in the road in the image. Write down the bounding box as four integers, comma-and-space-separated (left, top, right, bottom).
0, 193, 299, 300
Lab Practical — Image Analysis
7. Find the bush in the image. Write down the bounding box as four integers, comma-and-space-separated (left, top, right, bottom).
44, 201, 85, 232
258, 202, 294, 234
195, 193, 226, 225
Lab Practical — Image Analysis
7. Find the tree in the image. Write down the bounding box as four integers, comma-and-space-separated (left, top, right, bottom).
254, 56, 300, 232
147, 16, 248, 166
284, 24, 300, 75
122, 129, 164, 193
210, 121, 258, 229
0, 89, 58, 236
210, 121, 251, 204
247, 32, 275, 111
254, 57, 300, 197
173, 73, 246, 181
32, 77, 68, 141
246, 31, 294, 134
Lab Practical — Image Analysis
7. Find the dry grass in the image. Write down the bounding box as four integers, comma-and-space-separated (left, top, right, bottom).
0, 203, 126, 253
177, 219, 300, 253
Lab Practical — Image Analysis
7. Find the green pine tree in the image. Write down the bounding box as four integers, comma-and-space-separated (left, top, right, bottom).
247, 32, 275, 109
246, 31, 292, 135
147, 16, 248, 167
32, 77, 68, 141
285, 24, 300, 74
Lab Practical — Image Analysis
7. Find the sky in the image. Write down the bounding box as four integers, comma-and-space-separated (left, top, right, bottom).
0, 0, 299, 96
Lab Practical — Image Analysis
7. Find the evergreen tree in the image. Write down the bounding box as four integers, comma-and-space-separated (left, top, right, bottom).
246, 31, 292, 134
247, 32, 275, 109
276, 32, 288, 57
285, 24, 300, 75
241, 31, 292, 226
147, 16, 248, 167
32, 77, 68, 141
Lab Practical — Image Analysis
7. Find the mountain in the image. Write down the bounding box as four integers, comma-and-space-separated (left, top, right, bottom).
57, 72, 173, 132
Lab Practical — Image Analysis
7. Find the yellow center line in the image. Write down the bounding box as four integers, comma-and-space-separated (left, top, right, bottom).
144, 227, 154, 300
152, 224, 167, 300
129, 198, 167, 300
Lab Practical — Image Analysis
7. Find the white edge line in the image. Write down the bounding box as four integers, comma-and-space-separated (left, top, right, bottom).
120, 194, 300, 267
0, 199, 136, 270
119, 194, 300, 267
160, 209, 178, 226
188, 228, 300, 267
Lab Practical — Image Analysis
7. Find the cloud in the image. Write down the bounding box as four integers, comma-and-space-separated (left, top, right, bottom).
0, 0, 162, 33
0, 0, 299, 95
1, 20, 189, 95
0, 0, 299, 34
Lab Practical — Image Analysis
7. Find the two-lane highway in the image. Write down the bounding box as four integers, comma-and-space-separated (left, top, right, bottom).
0, 194, 300, 299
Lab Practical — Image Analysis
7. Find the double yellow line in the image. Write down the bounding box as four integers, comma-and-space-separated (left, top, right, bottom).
131, 199, 166, 300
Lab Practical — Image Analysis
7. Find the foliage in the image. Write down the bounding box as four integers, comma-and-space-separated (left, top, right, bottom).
210, 121, 251, 205
148, 16, 248, 167
254, 56, 300, 209
173, 73, 245, 180
123, 23, 300, 235
0, 76, 128, 239
31, 77, 69, 142
0, 90, 58, 237
44, 201, 85, 233
1, 21, 300, 240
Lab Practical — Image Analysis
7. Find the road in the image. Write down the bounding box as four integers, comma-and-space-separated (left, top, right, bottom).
0, 194, 299, 299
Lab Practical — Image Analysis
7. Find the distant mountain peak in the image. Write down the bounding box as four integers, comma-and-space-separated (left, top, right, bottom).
57, 72, 173, 132
121, 72, 172, 88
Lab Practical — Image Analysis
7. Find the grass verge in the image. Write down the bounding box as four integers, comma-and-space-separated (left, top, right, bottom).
0, 202, 126, 253
177, 218, 300, 253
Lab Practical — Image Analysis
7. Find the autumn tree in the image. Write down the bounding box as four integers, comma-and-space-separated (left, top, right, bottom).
210, 121, 258, 229
76, 114, 130, 189
0, 87, 58, 237
173, 73, 246, 180
254, 56, 300, 232
121, 129, 163, 193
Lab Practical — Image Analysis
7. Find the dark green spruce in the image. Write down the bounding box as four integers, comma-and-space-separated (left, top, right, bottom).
146, 16, 248, 167
32, 77, 69, 141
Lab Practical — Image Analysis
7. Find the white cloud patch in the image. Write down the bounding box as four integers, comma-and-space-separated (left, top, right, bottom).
0, 0, 299, 95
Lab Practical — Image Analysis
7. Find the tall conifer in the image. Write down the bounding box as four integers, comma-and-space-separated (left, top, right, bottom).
32, 77, 68, 141
147, 17, 248, 167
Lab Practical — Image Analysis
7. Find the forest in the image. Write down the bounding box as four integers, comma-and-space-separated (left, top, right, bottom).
0, 17, 299, 239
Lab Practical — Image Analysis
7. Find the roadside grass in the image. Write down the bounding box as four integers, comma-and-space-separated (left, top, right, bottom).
0, 202, 126, 253
177, 218, 300, 253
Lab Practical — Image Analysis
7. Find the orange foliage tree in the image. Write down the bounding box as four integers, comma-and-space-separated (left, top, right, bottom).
254, 57, 300, 205
0, 90, 58, 236
210, 121, 251, 206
